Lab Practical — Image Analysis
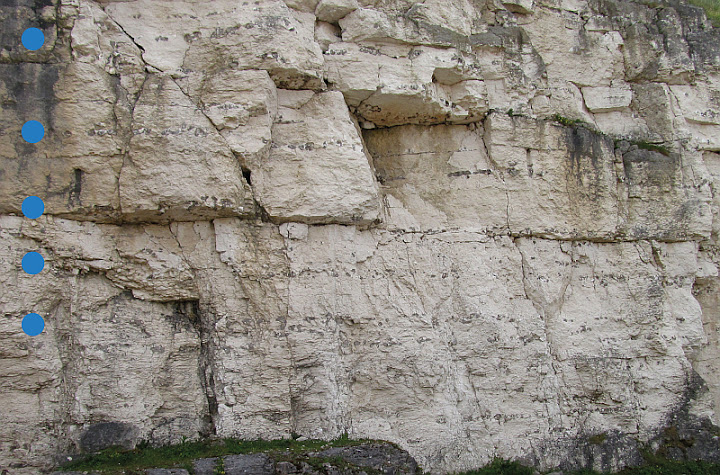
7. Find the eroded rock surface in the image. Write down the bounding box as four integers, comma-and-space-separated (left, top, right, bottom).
2, 0, 720, 473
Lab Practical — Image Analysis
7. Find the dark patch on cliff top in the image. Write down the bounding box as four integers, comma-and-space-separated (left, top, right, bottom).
589, 0, 720, 73
673, 1, 720, 70
685, 27, 720, 70
0, 0, 58, 61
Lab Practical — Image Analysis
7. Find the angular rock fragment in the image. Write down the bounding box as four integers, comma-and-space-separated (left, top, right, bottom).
315, 0, 359, 23
119, 75, 254, 222
251, 90, 380, 224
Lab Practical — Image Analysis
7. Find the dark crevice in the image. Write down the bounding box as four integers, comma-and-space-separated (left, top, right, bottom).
254, 199, 272, 223
68, 168, 83, 207
179, 301, 219, 437
241, 166, 252, 186
100, 7, 147, 56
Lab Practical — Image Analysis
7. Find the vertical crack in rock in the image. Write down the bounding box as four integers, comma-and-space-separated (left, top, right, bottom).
182, 300, 219, 437
67, 167, 83, 207
52, 284, 79, 455
482, 113, 512, 232
278, 226, 299, 436
513, 236, 567, 413
112, 54, 149, 222
690, 243, 720, 434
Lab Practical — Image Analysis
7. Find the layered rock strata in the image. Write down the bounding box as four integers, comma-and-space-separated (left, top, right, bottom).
2, 0, 720, 473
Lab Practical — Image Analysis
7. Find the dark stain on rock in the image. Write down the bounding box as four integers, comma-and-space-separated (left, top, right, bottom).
2, 63, 60, 156
0, 0, 57, 53
32, 0, 54, 10
622, 148, 679, 190
673, 1, 720, 71
650, 370, 720, 463
524, 430, 644, 473
563, 126, 612, 201
78, 422, 139, 453
567, 126, 605, 171
527, 368, 720, 471
180, 301, 219, 438
68, 168, 83, 207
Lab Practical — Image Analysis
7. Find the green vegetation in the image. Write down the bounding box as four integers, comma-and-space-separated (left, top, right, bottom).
634, 140, 671, 156
611, 455, 720, 475
213, 456, 226, 475
302, 455, 383, 474
55, 436, 720, 475
688, 0, 720, 27
551, 114, 587, 128
456, 458, 536, 475
456, 456, 720, 475
57, 434, 371, 474
550, 114, 674, 157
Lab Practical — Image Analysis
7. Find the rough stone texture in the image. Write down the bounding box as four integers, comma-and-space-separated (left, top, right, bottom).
145, 470, 189, 475
312, 443, 419, 473
119, 74, 256, 222
102, 0, 325, 89
581, 86, 633, 113
315, 0, 359, 23
2, 0, 720, 474
368, 116, 712, 241
192, 457, 219, 475
222, 453, 274, 475
54, 442, 419, 474
252, 90, 381, 224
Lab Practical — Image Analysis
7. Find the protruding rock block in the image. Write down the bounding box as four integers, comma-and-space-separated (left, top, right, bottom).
250, 90, 381, 224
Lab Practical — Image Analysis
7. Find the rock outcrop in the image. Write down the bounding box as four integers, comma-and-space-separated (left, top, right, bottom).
54, 441, 420, 475
2, 0, 720, 473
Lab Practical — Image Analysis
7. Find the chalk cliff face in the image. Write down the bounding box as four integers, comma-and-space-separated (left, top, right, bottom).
2, 0, 720, 472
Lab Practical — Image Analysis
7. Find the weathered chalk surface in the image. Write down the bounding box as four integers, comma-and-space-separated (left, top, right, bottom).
2, 0, 720, 473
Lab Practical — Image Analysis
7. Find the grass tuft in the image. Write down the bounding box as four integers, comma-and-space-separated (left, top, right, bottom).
688, 0, 720, 27
551, 114, 586, 128
456, 458, 535, 475
635, 140, 671, 156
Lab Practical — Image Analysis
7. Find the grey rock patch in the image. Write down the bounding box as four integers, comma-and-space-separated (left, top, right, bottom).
146, 469, 190, 475
275, 461, 300, 474
79, 422, 139, 453
193, 457, 219, 475
223, 453, 274, 474
312, 443, 419, 474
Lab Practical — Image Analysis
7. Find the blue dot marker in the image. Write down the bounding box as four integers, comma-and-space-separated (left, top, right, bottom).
21, 28, 45, 51
22, 196, 45, 219
22, 120, 45, 144
22, 313, 45, 336
22, 251, 45, 275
